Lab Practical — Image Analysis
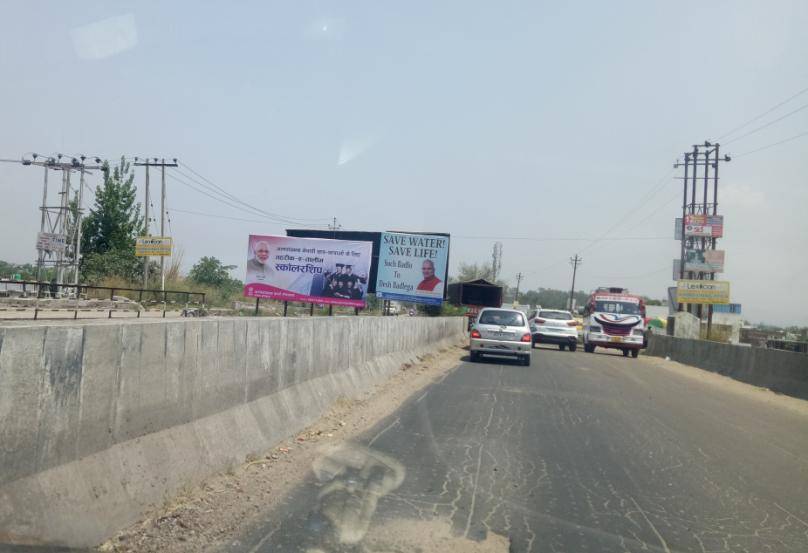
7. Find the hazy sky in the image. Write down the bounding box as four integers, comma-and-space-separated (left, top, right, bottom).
1, 1, 807, 325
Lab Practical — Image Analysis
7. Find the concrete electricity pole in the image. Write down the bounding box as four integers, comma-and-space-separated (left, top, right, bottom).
514, 272, 523, 305
569, 255, 582, 311
134, 158, 177, 290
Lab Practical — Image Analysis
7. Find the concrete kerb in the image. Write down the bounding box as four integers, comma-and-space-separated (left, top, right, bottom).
0, 316, 465, 547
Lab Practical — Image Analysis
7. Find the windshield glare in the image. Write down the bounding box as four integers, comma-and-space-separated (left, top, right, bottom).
479, 310, 525, 326
594, 301, 640, 315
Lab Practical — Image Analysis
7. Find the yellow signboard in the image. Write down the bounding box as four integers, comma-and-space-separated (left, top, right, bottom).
676, 279, 730, 305
135, 236, 172, 257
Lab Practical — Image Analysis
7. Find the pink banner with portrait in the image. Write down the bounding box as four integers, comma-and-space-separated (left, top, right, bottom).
244, 234, 373, 308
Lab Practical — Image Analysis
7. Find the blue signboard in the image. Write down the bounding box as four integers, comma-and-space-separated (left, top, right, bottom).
375, 232, 450, 305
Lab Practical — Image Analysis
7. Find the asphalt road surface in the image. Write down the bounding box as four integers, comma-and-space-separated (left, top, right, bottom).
229, 346, 808, 553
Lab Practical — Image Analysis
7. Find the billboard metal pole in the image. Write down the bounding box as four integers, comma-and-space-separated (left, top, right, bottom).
676, 153, 690, 312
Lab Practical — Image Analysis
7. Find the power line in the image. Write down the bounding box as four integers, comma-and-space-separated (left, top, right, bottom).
716, 84, 808, 140
176, 162, 330, 224
169, 207, 329, 228
723, 101, 808, 145
734, 130, 808, 157
575, 167, 677, 255
453, 235, 670, 242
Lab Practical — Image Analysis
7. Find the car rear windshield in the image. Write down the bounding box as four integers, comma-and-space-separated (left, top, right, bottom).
540, 311, 572, 320
479, 310, 525, 326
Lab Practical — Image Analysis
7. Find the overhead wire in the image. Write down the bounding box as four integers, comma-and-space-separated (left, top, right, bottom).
715, 84, 808, 141
733, 130, 808, 157
722, 101, 808, 145
574, 167, 677, 256
165, 170, 323, 227
176, 161, 330, 224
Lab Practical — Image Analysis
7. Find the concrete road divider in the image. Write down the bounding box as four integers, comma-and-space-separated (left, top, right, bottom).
647, 333, 808, 400
0, 316, 465, 547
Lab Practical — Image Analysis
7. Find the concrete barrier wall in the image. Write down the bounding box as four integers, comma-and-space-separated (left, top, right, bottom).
647, 334, 808, 400
0, 316, 465, 547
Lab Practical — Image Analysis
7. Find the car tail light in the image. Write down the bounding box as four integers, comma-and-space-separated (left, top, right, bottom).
534, 318, 545, 324
567, 321, 578, 327
470, 329, 481, 338
521, 333, 532, 342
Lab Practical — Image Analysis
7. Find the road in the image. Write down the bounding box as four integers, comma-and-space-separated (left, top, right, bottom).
227, 346, 808, 553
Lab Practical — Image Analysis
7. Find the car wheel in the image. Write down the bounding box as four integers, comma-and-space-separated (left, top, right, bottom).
558, 344, 566, 351
631, 349, 639, 358
569, 343, 577, 352
622, 349, 630, 357
584, 342, 595, 353
470, 351, 479, 362
522, 355, 531, 366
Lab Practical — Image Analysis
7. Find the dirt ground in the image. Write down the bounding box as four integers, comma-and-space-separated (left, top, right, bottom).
99, 342, 468, 553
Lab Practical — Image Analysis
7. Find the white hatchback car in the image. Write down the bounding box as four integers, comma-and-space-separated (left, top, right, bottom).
528, 308, 579, 352
469, 308, 532, 365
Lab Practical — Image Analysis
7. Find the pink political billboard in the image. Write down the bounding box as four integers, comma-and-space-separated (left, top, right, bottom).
244, 235, 373, 308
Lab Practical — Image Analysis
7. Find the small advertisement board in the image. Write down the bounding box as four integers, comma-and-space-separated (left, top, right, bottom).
135, 236, 173, 256
676, 279, 730, 305
36, 232, 67, 253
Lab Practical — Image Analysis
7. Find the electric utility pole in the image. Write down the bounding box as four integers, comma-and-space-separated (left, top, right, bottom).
491, 242, 503, 281
569, 254, 582, 311
1, 153, 102, 290
514, 272, 523, 305
134, 158, 177, 290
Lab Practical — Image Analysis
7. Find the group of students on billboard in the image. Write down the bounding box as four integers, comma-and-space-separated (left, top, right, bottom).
243, 231, 449, 308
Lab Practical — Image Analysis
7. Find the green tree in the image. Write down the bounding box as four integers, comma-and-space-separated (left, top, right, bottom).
189, 257, 237, 287
454, 261, 495, 282
79, 158, 145, 283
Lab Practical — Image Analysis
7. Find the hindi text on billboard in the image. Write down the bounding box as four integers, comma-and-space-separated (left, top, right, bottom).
243, 234, 373, 308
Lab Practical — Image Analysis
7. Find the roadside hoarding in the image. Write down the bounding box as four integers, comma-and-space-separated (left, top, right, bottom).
36, 232, 67, 253
135, 236, 173, 256
674, 218, 683, 241
676, 279, 730, 305
684, 249, 725, 273
243, 234, 373, 308
684, 214, 724, 238
672, 259, 682, 280
375, 232, 450, 305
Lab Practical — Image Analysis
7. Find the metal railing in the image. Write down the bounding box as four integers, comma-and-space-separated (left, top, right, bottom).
0, 280, 206, 320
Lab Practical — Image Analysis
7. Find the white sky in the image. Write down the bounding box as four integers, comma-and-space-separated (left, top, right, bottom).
1, 1, 807, 325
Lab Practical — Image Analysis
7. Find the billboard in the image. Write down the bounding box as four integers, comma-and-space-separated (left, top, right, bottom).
135, 236, 172, 256
684, 249, 725, 273
684, 214, 724, 238
36, 232, 67, 253
674, 218, 683, 241
375, 232, 450, 305
243, 234, 373, 307
286, 229, 382, 293
672, 259, 682, 280
676, 279, 730, 305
